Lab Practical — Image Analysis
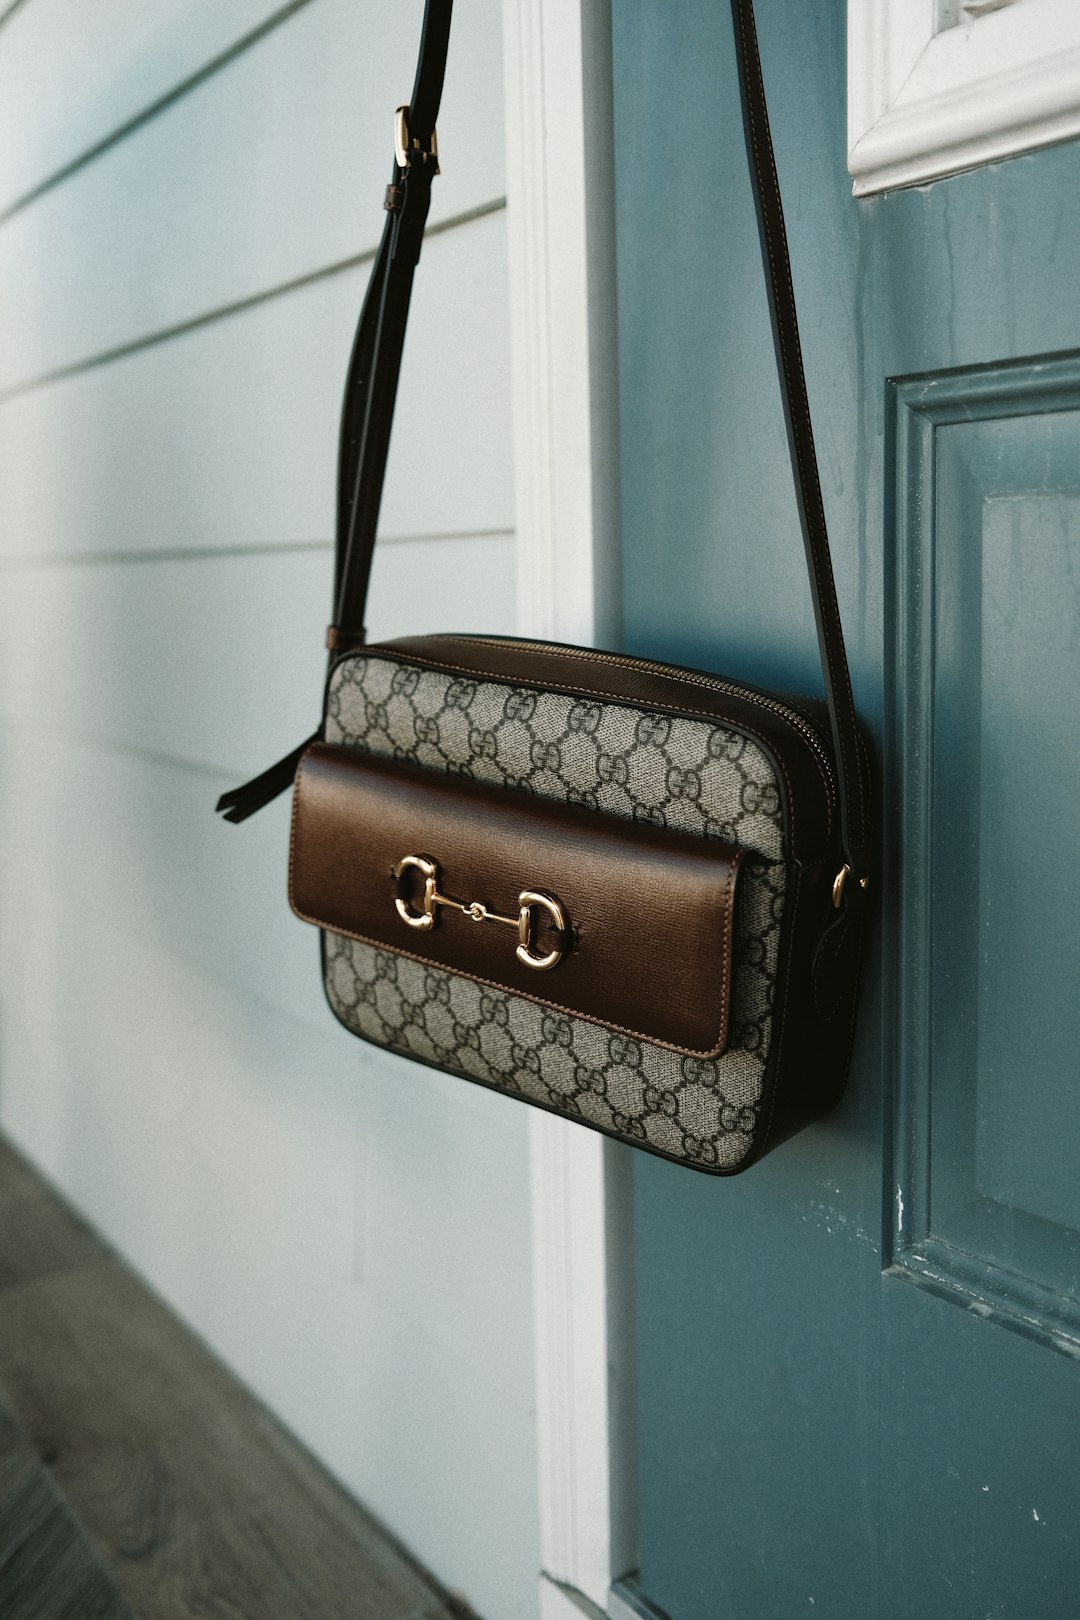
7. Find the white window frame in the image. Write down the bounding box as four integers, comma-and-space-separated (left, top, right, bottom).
848, 0, 1080, 195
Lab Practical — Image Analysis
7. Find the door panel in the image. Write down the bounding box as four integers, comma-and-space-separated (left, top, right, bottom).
613, 1, 1080, 1615
894, 361, 1080, 1343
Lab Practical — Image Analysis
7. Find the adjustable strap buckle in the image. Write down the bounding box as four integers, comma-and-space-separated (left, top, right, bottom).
394, 105, 440, 173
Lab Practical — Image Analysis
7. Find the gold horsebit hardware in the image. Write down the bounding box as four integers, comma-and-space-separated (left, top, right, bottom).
393, 855, 568, 972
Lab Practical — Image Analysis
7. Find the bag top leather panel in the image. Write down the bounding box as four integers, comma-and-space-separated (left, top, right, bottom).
290, 743, 747, 1058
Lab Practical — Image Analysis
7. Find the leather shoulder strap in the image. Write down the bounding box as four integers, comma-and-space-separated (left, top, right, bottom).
330, 0, 453, 650
216, 3, 454, 825
220, 0, 868, 891
728, 0, 867, 871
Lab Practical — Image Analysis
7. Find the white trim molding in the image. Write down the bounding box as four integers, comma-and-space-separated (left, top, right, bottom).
529, 1128, 638, 1613
502, 0, 622, 652
501, 1, 634, 1617
848, 0, 1080, 195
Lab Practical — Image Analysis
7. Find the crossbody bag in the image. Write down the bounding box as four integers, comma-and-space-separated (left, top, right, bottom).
217, 0, 873, 1175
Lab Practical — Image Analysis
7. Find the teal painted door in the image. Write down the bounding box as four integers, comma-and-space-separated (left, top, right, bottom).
613, 2, 1080, 1616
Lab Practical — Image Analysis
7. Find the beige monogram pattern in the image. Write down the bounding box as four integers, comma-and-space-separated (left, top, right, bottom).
323, 652, 788, 1169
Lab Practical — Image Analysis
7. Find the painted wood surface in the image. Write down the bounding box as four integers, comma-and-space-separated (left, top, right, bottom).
0, 4, 539, 1618
0, 207, 513, 563
0, 1138, 468, 1620
613, 0, 1080, 1615
0, 0, 505, 390
0, 0, 298, 213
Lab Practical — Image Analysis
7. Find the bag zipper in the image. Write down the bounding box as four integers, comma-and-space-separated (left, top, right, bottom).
424, 633, 837, 819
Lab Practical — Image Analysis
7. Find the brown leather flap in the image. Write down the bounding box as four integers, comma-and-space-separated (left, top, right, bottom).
289, 743, 745, 1058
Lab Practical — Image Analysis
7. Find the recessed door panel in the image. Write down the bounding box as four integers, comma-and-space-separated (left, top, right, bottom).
893, 363, 1080, 1344
975, 489, 1080, 1233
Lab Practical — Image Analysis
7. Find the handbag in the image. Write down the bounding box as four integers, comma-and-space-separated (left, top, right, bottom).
216, 0, 873, 1176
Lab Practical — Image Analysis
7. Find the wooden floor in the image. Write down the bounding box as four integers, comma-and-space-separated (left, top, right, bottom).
0, 1138, 476, 1620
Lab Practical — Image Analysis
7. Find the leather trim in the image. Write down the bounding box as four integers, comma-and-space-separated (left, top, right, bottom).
326, 625, 367, 653
291, 743, 747, 1058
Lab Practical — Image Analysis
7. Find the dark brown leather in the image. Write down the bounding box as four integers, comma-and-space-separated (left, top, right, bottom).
365, 635, 836, 860
326, 625, 367, 653
290, 743, 746, 1057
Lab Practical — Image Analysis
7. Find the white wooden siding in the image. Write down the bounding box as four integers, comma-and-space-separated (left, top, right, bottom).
0, 0, 505, 390
0, 0, 298, 211
0, 213, 513, 563
0, 4, 538, 1617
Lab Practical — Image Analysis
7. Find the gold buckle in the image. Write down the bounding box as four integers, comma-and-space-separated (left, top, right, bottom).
394, 105, 440, 172
516, 891, 568, 972
394, 855, 567, 971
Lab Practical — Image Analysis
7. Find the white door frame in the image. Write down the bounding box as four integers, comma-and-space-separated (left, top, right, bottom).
501, 3, 635, 1616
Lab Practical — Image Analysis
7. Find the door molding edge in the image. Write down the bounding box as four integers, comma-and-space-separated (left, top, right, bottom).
501, 0, 633, 1613
848, 0, 1080, 196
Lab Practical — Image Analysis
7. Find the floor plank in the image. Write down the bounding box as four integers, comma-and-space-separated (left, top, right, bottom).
0, 1390, 136, 1620
0, 1138, 475, 1620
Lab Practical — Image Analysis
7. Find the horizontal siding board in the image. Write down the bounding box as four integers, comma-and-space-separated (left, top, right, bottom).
0, 208, 513, 561
0, 0, 297, 214
0, 534, 515, 772
0, 0, 505, 390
